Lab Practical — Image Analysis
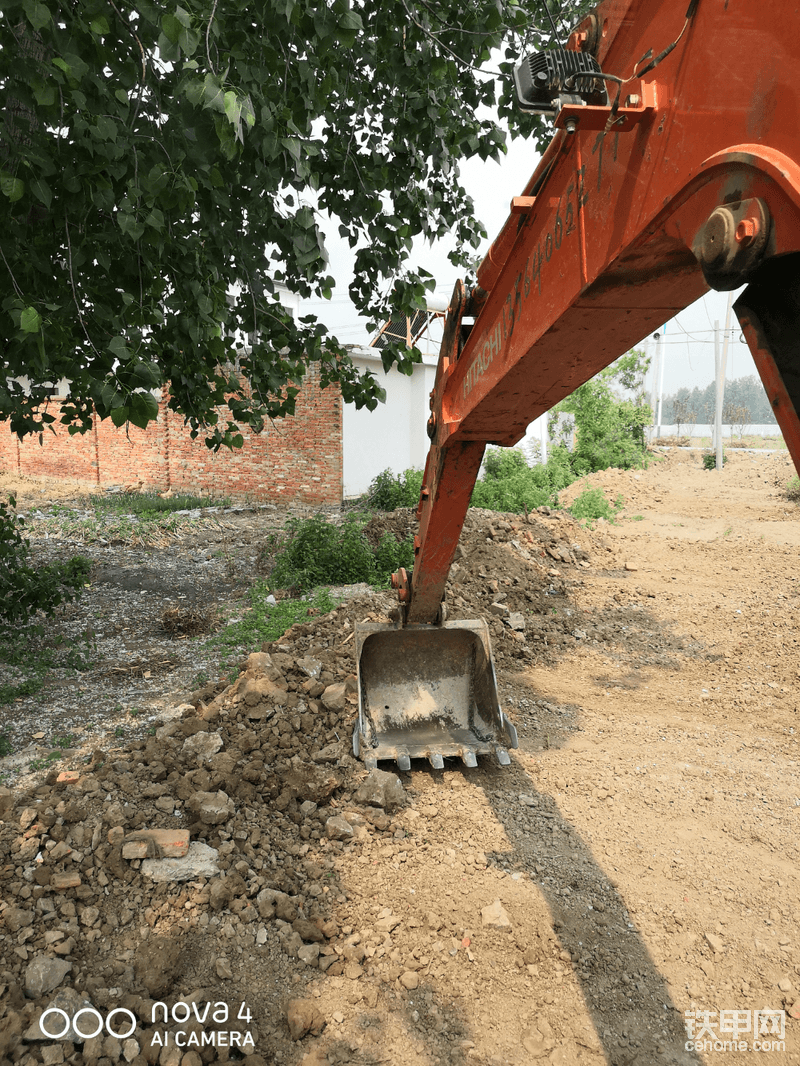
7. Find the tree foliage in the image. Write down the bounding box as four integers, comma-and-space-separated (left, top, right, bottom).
663, 376, 776, 427
554, 350, 652, 474
1, 0, 589, 447
0, 495, 90, 630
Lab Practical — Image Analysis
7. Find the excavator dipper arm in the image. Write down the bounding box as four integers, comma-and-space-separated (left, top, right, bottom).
399, 0, 800, 626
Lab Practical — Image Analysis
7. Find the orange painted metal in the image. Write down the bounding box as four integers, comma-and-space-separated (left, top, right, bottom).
402, 0, 800, 625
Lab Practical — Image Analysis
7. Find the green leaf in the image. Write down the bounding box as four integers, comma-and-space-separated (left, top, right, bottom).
338, 10, 363, 31
33, 81, 56, 107
23, 0, 51, 31
161, 12, 182, 43
281, 138, 301, 160
90, 16, 110, 35
20, 307, 42, 333
179, 26, 200, 56
128, 391, 159, 429
108, 335, 132, 359
95, 116, 117, 141
30, 179, 52, 209
110, 407, 129, 428
0, 172, 24, 203
202, 75, 226, 114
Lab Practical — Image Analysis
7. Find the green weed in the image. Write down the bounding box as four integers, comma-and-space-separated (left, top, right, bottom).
569, 488, 624, 526
0, 734, 12, 757
363, 468, 423, 511
264, 514, 413, 593
90, 492, 229, 517
702, 450, 725, 470
210, 585, 337, 667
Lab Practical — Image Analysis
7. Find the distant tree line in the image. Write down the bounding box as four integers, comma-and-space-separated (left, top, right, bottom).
661, 375, 777, 429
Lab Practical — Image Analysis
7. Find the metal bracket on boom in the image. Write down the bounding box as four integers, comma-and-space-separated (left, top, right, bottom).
554, 80, 658, 133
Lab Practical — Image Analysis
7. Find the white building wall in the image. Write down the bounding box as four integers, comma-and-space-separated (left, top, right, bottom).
342, 348, 437, 497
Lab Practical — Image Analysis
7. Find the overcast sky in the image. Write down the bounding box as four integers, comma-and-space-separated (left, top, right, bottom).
304, 134, 758, 401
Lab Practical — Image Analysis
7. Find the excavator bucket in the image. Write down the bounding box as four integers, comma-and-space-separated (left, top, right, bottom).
352, 619, 518, 771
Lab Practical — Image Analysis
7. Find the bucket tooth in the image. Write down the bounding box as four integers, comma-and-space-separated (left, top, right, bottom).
461, 750, 478, 768
495, 748, 512, 767
396, 753, 411, 772
428, 752, 444, 770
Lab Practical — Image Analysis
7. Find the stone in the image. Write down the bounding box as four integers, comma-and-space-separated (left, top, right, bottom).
23, 987, 97, 1043
489, 602, 510, 617
0, 785, 13, 816
704, 931, 724, 954
325, 815, 354, 841
481, 899, 512, 931
281, 931, 303, 957
215, 958, 233, 979
41, 1045, 64, 1065
257, 888, 298, 921
778, 977, 794, 993
375, 913, 401, 934
24, 956, 72, 998
141, 842, 220, 883
4, 906, 34, 932
312, 743, 343, 764
353, 769, 405, 810
399, 971, 419, 990
299, 800, 318, 816
186, 790, 234, 825
297, 943, 320, 966
321, 683, 346, 712
507, 612, 526, 631
344, 961, 364, 980
182, 732, 223, 761
50, 871, 82, 891
293, 919, 325, 943
281, 762, 341, 805
122, 1038, 140, 1062
624, 561, 638, 571
122, 829, 190, 859
286, 999, 326, 1041
521, 1025, 555, 1058
296, 656, 323, 679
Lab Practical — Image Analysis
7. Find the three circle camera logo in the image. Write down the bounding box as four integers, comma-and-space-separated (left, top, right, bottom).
39, 1007, 136, 1042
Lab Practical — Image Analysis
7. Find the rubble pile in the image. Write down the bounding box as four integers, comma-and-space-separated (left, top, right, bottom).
0, 509, 601, 1066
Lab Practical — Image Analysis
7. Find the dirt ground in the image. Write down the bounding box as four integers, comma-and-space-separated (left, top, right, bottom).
1, 447, 799, 1066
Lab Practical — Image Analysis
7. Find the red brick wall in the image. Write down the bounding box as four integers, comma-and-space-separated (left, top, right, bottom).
0, 369, 343, 504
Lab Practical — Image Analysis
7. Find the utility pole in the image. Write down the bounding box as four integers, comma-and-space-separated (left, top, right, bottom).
650, 332, 664, 438
539, 413, 548, 464
657, 327, 665, 436
714, 293, 734, 469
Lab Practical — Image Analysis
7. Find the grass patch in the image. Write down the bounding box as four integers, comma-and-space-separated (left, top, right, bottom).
0, 630, 95, 707
785, 476, 800, 503
569, 488, 624, 526
90, 491, 230, 517
210, 585, 338, 668
0, 734, 12, 757
262, 514, 414, 594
